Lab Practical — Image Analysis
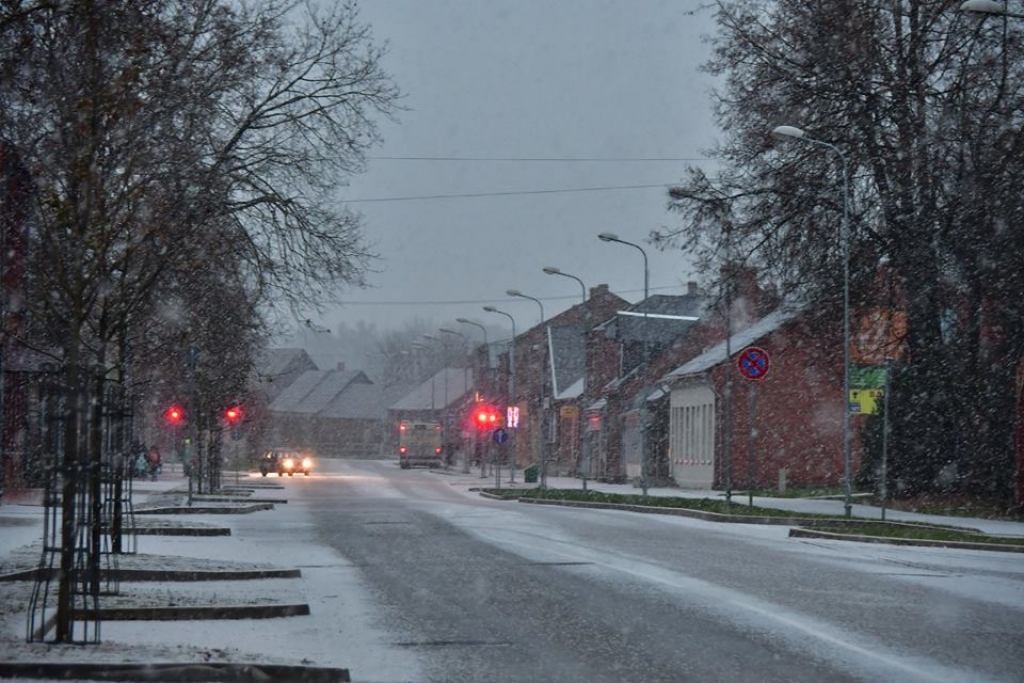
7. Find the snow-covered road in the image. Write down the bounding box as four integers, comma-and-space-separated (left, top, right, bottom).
2, 460, 1021, 683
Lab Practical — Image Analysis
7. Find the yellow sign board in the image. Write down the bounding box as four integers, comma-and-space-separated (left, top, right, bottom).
849, 389, 884, 415
559, 405, 580, 419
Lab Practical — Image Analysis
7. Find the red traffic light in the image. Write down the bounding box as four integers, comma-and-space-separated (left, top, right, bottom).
473, 404, 500, 428
165, 405, 184, 424
224, 406, 243, 423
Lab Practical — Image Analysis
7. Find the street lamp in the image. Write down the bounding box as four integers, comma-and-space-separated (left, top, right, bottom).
484, 305, 517, 484
456, 318, 489, 352
507, 289, 548, 488
598, 231, 652, 495
959, 0, 1024, 18
457, 317, 493, 479
424, 334, 451, 466
506, 289, 545, 323
410, 341, 435, 412
598, 233, 649, 304
441, 327, 471, 472
772, 124, 853, 518
543, 266, 587, 304
439, 327, 466, 344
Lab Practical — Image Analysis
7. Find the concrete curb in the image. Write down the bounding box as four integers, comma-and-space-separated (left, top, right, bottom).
788, 528, 1024, 553
191, 496, 288, 504
514, 496, 988, 533
73, 603, 311, 621
512, 496, 1024, 552
2, 568, 301, 583
0, 661, 349, 682
135, 503, 273, 515
128, 526, 231, 537
516, 496, 843, 526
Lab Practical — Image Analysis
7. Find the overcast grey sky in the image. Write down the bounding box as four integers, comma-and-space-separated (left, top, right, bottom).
305, 0, 722, 335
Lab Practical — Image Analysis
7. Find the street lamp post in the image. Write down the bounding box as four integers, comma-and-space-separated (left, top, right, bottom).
441, 327, 471, 473
598, 232, 651, 496
508, 289, 548, 488
484, 305, 517, 484
598, 233, 648, 304
543, 266, 587, 305
410, 341, 435, 413
423, 334, 450, 467
458, 317, 492, 478
772, 124, 854, 518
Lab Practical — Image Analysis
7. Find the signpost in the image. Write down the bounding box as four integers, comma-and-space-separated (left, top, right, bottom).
492, 427, 509, 489
737, 347, 769, 506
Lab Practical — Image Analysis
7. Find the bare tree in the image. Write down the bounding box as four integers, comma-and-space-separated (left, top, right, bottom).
1, 0, 399, 641
657, 1, 1023, 503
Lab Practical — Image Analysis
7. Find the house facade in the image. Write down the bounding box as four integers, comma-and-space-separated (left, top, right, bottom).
664, 307, 859, 491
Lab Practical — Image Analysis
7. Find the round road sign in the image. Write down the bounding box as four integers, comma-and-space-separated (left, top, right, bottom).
493, 427, 510, 445
737, 346, 770, 381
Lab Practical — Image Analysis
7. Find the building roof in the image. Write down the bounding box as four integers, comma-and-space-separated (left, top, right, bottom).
547, 324, 587, 398
663, 307, 799, 381
389, 367, 474, 411
255, 348, 319, 401
598, 293, 705, 345
259, 347, 317, 379
320, 382, 393, 420
556, 377, 585, 401
269, 369, 369, 414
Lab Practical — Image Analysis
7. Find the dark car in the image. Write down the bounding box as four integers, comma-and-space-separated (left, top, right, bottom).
259, 449, 313, 477
258, 451, 279, 477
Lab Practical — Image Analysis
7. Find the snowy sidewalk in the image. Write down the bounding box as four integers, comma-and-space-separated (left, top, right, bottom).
433, 465, 1024, 538
0, 473, 419, 682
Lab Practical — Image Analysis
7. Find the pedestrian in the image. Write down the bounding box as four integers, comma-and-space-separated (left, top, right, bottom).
147, 446, 162, 481
131, 441, 147, 479
134, 452, 148, 478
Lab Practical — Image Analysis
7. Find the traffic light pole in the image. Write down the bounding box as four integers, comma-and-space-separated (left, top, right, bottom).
186, 345, 199, 505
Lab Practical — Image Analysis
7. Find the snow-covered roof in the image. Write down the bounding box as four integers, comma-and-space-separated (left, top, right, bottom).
663, 307, 799, 380
555, 377, 585, 400
547, 324, 587, 397
321, 382, 391, 420
258, 347, 317, 378
594, 293, 704, 344
389, 367, 474, 411
269, 369, 368, 414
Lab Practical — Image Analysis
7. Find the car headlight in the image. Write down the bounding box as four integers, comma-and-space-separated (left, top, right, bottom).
282, 458, 294, 469
302, 458, 312, 469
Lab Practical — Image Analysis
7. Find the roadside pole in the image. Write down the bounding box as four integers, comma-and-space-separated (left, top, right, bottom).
748, 384, 757, 508
881, 358, 892, 521
736, 346, 770, 506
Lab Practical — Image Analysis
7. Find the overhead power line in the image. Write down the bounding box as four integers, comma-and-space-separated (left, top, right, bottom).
335, 285, 685, 306
368, 155, 710, 162
346, 183, 675, 203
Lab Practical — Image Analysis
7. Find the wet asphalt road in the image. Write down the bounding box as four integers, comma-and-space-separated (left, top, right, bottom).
301, 460, 1024, 683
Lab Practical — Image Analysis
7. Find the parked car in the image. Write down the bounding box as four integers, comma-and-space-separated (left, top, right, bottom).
258, 451, 279, 477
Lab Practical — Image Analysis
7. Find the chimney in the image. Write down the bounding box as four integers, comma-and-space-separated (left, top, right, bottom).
336, 361, 346, 372
589, 284, 609, 300
687, 281, 699, 296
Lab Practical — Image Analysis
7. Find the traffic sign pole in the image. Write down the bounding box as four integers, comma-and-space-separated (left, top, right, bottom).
736, 347, 769, 505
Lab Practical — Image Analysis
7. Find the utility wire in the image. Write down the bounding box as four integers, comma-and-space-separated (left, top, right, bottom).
346, 183, 675, 203
335, 285, 685, 306
368, 155, 710, 162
